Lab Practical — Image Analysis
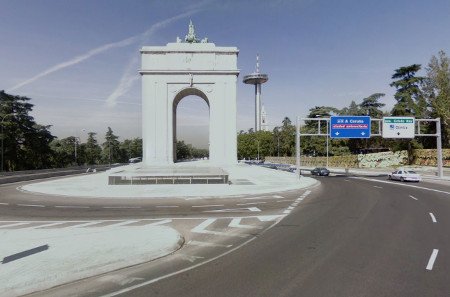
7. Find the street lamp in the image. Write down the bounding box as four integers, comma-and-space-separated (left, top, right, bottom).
1, 114, 15, 172
74, 129, 86, 166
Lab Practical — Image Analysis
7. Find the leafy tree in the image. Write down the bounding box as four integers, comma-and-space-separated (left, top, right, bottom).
49, 137, 77, 167
85, 132, 102, 165
423, 50, 450, 148
360, 93, 385, 118
390, 64, 426, 117
0, 91, 54, 171
340, 101, 361, 116
102, 127, 121, 164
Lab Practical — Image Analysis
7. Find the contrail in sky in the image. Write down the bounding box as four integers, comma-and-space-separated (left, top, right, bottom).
106, 9, 202, 107
7, 9, 201, 93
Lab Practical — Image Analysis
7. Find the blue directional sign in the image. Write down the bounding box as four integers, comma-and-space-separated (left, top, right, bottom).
330, 116, 371, 139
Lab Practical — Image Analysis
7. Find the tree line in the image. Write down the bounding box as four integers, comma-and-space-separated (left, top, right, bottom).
238, 51, 450, 160
0, 90, 210, 171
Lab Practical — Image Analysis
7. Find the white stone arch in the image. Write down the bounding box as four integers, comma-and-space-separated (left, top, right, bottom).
172, 87, 210, 161
140, 41, 239, 166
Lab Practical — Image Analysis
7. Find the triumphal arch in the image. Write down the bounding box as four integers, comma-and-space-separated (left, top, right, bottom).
140, 21, 239, 166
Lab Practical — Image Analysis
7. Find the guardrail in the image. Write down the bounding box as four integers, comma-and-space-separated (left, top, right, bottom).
0, 165, 115, 185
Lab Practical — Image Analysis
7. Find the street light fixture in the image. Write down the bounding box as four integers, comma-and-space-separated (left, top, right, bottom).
1, 114, 15, 172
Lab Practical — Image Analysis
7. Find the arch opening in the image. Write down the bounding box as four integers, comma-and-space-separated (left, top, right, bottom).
173, 88, 210, 162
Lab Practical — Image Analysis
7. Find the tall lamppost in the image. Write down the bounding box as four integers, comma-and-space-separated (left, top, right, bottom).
1, 114, 15, 172
74, 129, 86, 166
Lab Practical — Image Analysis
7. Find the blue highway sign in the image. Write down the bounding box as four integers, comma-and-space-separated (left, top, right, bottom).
330, 116, 371, 139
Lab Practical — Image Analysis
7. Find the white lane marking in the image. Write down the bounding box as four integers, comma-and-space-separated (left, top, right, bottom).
0, 202, 9, 205
244, 196, 282, 200
373, 186, 383, 189
156, 205, 179, 208
236, 202, 266, 206
54, 205, 89, 209
344, 179, 350, 182
102, 206, 142, 209
283, 210, 291, 214
429, 213, 437, 223
273, 195, 284, 198
257, 215, 284, 222
353, 177, 450, 195
426, 249, 439, 270
204, 207, 261, 213
0, 222, 31, 228
191, 205, 224, 208
409, 195, 418, 200
147, 219, 172, 226
17, 204, 45, 208
28, 222, 69, 229
187, 240, 232, 248
191, 219, 247, 237
69, 221, 106, 228
276, 199, 295, 203
99, 212, 288, 297
229, 218, 262, 229
287, 206, 294, 210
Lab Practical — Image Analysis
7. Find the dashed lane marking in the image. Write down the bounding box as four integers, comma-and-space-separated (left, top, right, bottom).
17, 204, 45, 208
156, 205, 179, 208
429, 213, 437, 223
353, 177, 450, 195
191, 205, 224, 208
426, 249, 439, 270
102, 206, 142, 209
204, 207, 261, 213
409, 195, 418, 200
0, 202, 9, 205
373, 186, 383, 189
54, 205, 89, 209
236, 202, 266, 206
276, 199, 295, 203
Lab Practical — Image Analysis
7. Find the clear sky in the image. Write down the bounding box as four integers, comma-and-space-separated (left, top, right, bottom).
1, 0, 449, 148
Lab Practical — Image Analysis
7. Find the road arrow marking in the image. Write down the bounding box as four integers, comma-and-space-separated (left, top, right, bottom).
191, 219, 248, 237
229, 218, 262, 229
204, 207, 261, 213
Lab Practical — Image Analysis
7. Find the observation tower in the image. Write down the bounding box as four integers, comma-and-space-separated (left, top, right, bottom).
243, 55, 269, 131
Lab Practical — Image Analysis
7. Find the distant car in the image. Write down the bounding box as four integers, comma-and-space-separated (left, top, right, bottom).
311, 167, 330, 176
128, 157, 142, 164
388, 170, 421, 182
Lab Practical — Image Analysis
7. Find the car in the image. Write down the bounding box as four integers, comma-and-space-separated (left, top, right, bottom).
388, 169, 421, 182
311, 167, 330, 176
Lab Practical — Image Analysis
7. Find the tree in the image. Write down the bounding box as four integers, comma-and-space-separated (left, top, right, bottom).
85, 132, 102, 165
102, 127, 121, 164
360, 93, 385, 118
0, 91, 54, 171
390, 64, 427, 117
423, 50, 450, 148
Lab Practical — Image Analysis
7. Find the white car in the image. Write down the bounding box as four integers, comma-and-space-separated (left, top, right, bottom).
388, 170, 422, 182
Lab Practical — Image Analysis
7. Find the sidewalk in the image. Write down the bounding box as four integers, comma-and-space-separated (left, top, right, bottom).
0, 224, 182, 297
21, 163, 317, 199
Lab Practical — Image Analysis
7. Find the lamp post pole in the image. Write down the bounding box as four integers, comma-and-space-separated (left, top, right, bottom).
1, 114, 14, 172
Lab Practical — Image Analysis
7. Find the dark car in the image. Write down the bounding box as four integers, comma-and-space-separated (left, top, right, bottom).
311, 167, 330, 176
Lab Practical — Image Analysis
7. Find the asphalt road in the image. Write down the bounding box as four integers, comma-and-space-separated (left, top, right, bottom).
107, 176, 450, 297
2, 175, 450, 297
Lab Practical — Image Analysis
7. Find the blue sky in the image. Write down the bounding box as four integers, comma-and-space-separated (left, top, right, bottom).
1, 0, 449, 148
